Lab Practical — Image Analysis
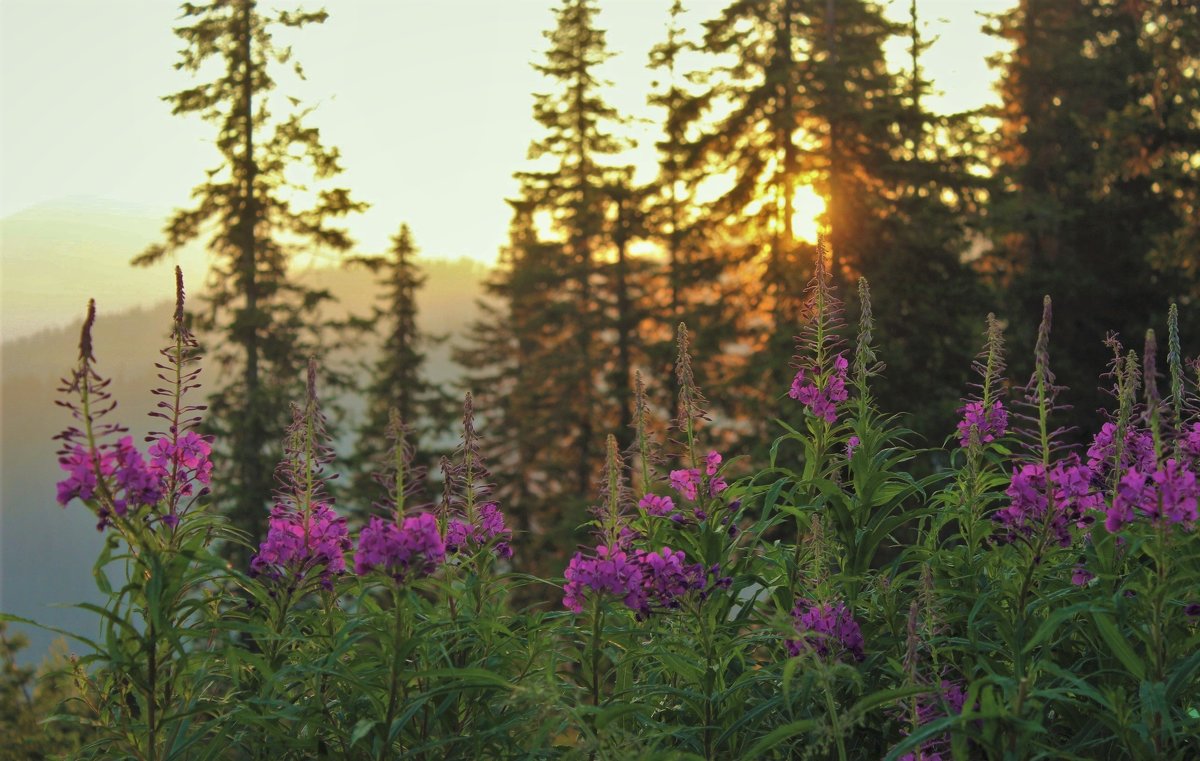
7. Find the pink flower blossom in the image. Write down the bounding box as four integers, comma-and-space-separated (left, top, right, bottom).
1107, 458, 1198, 532
956, 400, 1008, 448
251, 502, 350, 585
670, 468, 701, 501
445, 502, 513, 559
789, 354, 850, 424
787, 599, 864, 662
354, 512, 446, 582
639, 493, 676, 516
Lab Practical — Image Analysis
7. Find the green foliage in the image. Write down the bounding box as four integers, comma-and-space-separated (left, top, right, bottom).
20, 1, 1200, 758
0, 625, 93, 760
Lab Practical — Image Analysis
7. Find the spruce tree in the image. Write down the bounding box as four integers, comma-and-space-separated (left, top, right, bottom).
644, 0, 734, 426
851, 0, 988, 438
681, 0, 987, 442
513, 0, 629, 498
601, 169, 650, 455
347, 224, 453, 512
133, 0, 364, 558
984, 0, 1197, 430
686, 0, 904, 440
458, 1, 642, 578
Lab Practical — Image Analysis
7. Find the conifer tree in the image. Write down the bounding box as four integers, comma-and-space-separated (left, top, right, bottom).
681, 0, 986, 441
458, 1, 643, 577
644, 0, 734, 423
133, 0, 364, 557
601, 170, 650, 454
513, 0, 629, 498
850, 0, 988, 437
347, 224, 453, 512
984, 0, 1197, 429
685, 0, 906, 439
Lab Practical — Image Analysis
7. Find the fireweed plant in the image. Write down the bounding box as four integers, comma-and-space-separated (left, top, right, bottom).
34, 269, 231, 760
13, 250, 1200, 759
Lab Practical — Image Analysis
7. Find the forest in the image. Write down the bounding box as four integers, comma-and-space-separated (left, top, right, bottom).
2, 0, 1199, 758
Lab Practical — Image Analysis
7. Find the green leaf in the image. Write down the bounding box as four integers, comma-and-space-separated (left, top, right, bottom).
1092, 611, 1146, 680
349, 718, 376, 747
742, 718, 819, 757
595, 701, 643, 730
1023, 602, 1092, 654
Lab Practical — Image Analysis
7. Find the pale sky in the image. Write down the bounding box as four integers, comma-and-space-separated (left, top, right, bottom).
0, 0, 1013, 265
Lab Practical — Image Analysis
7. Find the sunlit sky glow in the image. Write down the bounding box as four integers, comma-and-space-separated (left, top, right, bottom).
0, 0, 1014, 267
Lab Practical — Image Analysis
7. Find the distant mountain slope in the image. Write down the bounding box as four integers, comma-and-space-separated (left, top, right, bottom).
0, 197, 209, 342
1, 254, 486, 663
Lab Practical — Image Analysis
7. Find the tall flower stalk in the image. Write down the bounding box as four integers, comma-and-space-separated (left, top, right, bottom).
52, 273, 223, 760
948, 313, 1009, 559
1166, 303, 1186, 437
785, 240, 848, 576
250, 358, 349, 591
674, 323, 708, 471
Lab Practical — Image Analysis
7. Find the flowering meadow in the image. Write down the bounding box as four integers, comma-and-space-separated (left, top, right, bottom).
14, 254, 1200, 760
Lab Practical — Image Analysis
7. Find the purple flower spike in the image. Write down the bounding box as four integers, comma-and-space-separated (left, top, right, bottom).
1107, 458, 1199, 532
354, 512, 446, 582
705, 451, 722, 475
1086, 422, 1156, 477
993, 456, 1100, 547
57, 436, 168, 524
56, 446, 115, 507
446, 502, 514, 559
562, 543, 713, 619
956, 399, 1008, 448
896, 680, 968, 761
148, 431, 213, 497
251, 502, 350, 585
670, 468, 701, 501
1180, 422, 1200, 463
789, 354, 850, 424
786, 599, 864, 662
634, 546, 706, 615
563, 545, 645, 614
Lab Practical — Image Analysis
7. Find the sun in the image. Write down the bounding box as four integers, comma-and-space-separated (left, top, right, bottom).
791, 185, 827, 245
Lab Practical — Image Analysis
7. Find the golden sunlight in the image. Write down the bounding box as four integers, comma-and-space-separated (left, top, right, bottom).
791, 185, 827, 244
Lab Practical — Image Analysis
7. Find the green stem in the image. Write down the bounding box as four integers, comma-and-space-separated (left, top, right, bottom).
381, 590, 407, 760
147, 618, 158, 761
821, 667, 848, 761
700, 606, 715, 761
590, 600, 605, 710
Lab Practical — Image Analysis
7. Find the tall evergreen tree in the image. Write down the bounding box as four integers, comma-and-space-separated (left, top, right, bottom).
133, 0, 364, 558
688, 0, 975, 443
347, 224, 453, 512
455, 201, 580, 576
458, 1, 645, 579
983, 0, 1198, 430
851, 0, 988, 438
644, 0, 736, 428
512, 0, 630, 498
601, 171, 646, 453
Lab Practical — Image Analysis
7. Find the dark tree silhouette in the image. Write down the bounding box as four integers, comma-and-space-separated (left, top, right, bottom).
133, 0, 365, 557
